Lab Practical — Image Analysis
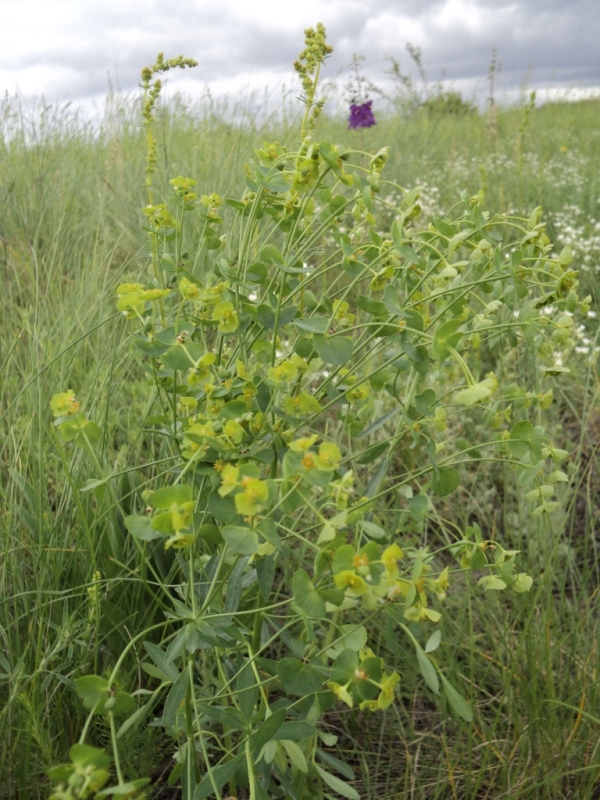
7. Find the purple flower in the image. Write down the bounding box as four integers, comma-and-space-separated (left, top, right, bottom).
348, 100, 376, 130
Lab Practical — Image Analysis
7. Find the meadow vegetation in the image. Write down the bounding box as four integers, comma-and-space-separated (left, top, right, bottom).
0, 26, 599, 800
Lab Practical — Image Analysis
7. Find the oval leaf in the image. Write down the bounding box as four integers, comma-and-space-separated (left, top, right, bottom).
315, 763, 360, 800
313, 334, 354, 365
221, 525, 259, 555
415, 645, 439, 694
432, 466, 460, 497
440, 674, 473, 722
251, 708, 287, 753
292, 569, 326, 618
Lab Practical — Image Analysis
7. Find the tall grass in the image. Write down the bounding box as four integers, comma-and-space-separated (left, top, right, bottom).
1, 89, 599, 798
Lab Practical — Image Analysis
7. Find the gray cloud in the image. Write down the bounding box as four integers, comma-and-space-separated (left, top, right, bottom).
0, 0, 598, 109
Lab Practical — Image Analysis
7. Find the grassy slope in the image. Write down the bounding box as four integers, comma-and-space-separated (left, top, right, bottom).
0, 93, 599, 798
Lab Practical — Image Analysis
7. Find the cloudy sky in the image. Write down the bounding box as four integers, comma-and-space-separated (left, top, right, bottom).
1, 0, 599, 115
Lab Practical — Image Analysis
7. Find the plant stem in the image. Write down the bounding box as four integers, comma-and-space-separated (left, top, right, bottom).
109, 712, 125, 784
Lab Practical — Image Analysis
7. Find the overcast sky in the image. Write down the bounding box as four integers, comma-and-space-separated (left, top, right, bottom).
1, 0, 599, 115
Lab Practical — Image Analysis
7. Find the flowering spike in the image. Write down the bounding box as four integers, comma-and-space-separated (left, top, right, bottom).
348, 100, 377, 130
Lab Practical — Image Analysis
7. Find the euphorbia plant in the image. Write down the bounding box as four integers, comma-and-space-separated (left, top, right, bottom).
49, 24, 588, 800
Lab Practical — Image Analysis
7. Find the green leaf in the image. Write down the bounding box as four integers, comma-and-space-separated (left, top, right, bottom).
342, 256, 366, 278
116, 695, 158, 740
161, 341, 205, 370
425, 630, 442, 653
256, 554, 275, 600
143, 642, 180, 683
258, 244, 286, 267
134, 335, 170, 359
432, 466, 460, 497
224, 557, 249, 614
432, 319, 463, 363
280, 739, 308, 773
277, 658, 324, 696
432, 216, 455, 237
512, 573, 533, 592
447, 229, 471, 256
272, 721, 316, 740
318, 748, 356, 779
331, 649, 359, 684
327, 625, 368, 657
509, 421, 544, 462
95, 778, 151, 797
78, 420, 102, 446
251, 708, 287, 752
478, 575, 507, 591
208, 492, 237, 523
399, 307, 424, 332
319, 141, 347, 177
124, 515, 161, 542
356, 295, 388, 316
440, 674, 473, 722
76, 677, 134, 716
364, 457, 391, 499
256, 304, 298, 330
74, 675, 109, 713
245, 262, 268, 283
150, 485, 193, 509
256, 304, 276, 329
402, 342, 429, 376
454, 384, 492, 406
315, 763, 360, 800
356, 406, 401, 441
558, 244, 573, 266
313, 334, 354, 365
197, 523, 222, 544
332, 544, 356, 574
57, 417, 101, 447
193, 753, 245, 800
253, 783, 272, 800
392, 238, 421, 267
408, 494, 429, 522
199, 705, 245, 730
415, 645, 439, 694
454, 374, 496, 407
104, 692, 137, 716
539, 366, 571, 376
294, 317, 329, 334
319, 588, 345, 606
470, 546, 488, 570
237, 659, 258, 721
221, 525, 259, 555
162, 669, 189, 726
257, 518, 284, 551
356, 442, 388, 464
331, 648, 359, 686
360, 520, 386, 540
69, 743, 109, 768
356, 656, 382, 701
414, 389, 436, 416
292, 569, 326, 618
255, 170, 289, 193
218, 400, 248, 420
